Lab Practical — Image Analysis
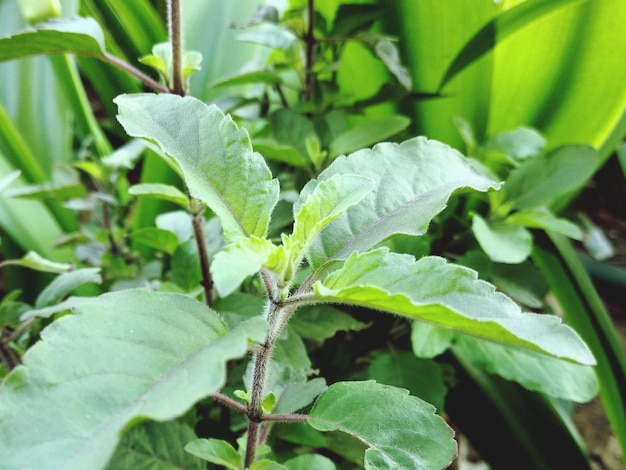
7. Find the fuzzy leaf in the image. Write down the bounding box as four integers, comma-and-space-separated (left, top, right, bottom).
0, 290, 267, 470
308, 381, 456, 469
211, 236, 279, 297
184, 438, 241, 469
0, 17, 105, 62
115, 93, 279, 240
290, 174, 374, 265
472, 213, 532, 263
106, 421, 204, 470
298, 137, 500, 269
454, 337, 598, 403
315, 249, 595, 365
34, 268, 101, 308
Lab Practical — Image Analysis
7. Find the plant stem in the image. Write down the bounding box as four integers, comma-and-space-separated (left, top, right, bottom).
191, 209, 213, 306
102, 52, 169, 93
303, 0, 315, 103
212, 392, 248, 413
168, 0, 184, 96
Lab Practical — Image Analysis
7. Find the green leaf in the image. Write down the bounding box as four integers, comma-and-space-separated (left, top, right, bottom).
0, 16, 105, 62
367, 352, 447, 412
236, 23, 298, 51
101, 139, 146, 170
455, 337, 597, 402
270, 109, 319, 165
261, 391, 278, 413
300, 137, 499, 269
328, 116, 411, 158
289, 173, 374, 269
171, 239, 201, 292
273, 376, 327, 415
0, 289, 267, 470
308, 381, 456, 469
20, 296, 95, 321
130, 227, 180, 255
106, 421, 205, 470
17, 0, 62, 24
5, 181, 87, 201
482, 127, 546, 161
210, 70, 283, 89
411, 321, 455, 359
0, 250, 72, 273
211, 236, 278, 297
505, 208, 582, 240
0, 170, 20, 193
115, 93, 279, 240
503, 145, 598, 210
128, 183, 189, 208
185, 438, 241, 469
253, 141, 309, 168
439, 0, 591, 88
284, 454, 336, 470
491, 261, 547, 309
250, 460, 288, 470
472, 213, 532, 263
315, 249, 595, 365
290, 305, 368, 342
356, 32, 412, 90
34, 267, 101, 308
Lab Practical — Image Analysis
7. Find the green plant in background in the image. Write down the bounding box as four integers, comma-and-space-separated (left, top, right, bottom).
0, 0, 625, 469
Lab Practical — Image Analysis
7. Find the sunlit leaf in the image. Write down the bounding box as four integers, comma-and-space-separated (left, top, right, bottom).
0, 290, 266, 470
299, 137, 499, 269
0, 250, 72, 273
115, 93, 279, 240
315, 249, 595, 365
308, 381, 456, 469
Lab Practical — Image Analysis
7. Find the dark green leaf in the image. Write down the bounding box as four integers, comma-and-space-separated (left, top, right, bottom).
367, 352, 447, 412
107, 421, 205, 470
308, 381, 456, 469
171, 239, 201, 292
284, 454, 336, 470
328, 116, 411, 158
290, 305, 369, 341
130, 227, 180, 255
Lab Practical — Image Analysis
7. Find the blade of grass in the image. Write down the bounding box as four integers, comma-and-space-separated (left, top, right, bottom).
533, 232, 626, 456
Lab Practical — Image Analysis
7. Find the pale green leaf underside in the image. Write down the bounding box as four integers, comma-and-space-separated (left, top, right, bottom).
455, 337, 597, 403
0, 289, 267, 470
308, 381, 456, 470
35, 267, 101, 308
315, 249, 594, 365
298, 137, 500, 269
472, 213, 532, 264
0, 17, 105, 62
115, 93, 279, 240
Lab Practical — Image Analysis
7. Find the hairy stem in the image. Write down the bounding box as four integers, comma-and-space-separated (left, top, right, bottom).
168, 0, 184, 95
303, 0, 315, 103
212, 392, 248, 413
191, 209, 213, 306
